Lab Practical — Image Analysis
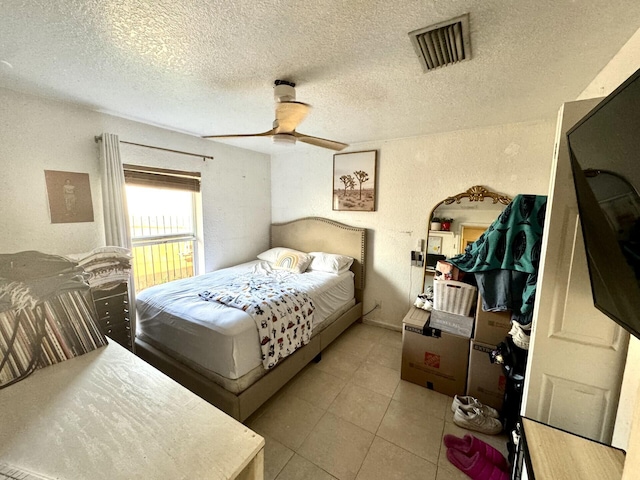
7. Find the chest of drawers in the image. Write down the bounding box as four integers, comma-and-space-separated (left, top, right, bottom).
91, 282, 133, 351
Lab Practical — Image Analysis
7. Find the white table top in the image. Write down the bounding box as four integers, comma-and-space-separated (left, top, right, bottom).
0, 342, 264, 480
522, 418, 625, 480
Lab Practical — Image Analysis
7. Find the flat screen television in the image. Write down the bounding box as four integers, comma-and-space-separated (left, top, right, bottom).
567, 67, 640, 339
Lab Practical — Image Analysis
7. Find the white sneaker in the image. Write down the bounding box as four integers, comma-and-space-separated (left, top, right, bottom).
451, 395, 500, 419
453, 405, 503, 435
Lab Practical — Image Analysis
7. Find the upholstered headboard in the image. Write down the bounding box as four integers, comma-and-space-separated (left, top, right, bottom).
270, 217, 366, 294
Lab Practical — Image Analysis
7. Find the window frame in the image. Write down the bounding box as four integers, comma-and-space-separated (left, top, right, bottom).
124, 164, 201, 291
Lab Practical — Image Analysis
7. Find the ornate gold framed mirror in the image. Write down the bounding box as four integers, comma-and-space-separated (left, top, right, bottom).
423, 185, 512, 290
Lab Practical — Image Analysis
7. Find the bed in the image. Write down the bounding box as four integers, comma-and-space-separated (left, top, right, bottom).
135, 217, 366, 421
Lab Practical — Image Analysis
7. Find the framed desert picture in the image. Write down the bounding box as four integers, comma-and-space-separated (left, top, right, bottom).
44, 170, 94, 223
333, 150, 377, 211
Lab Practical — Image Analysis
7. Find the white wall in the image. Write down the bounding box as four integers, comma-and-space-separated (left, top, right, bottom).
574, 26, 640, 451
0, 87, 271, 272
271, 120, 556, 329
0, 84, 555, 332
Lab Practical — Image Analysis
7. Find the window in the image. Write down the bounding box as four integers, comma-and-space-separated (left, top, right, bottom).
124, 165, 200, 292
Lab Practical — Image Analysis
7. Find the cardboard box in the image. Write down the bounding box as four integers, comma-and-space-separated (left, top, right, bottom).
429, 309, 474, 338
466, 340, 506, 410
402, 305, 431, 330
401, 307, 470, 397
474, 295, 512, 345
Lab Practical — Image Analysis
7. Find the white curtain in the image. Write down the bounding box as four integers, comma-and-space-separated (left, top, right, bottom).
98, 133, 136, 342
99, 133, 131, 249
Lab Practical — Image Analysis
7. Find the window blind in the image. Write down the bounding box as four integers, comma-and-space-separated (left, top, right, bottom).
123, 164, 201, 192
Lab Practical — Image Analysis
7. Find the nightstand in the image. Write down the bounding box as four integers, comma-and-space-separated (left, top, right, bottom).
91, 282, 133, 351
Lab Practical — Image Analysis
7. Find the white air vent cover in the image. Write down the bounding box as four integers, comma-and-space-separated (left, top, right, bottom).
409, 13, 471, 72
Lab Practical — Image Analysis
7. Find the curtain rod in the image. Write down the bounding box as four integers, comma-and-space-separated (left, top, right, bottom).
94, 135, 213, 161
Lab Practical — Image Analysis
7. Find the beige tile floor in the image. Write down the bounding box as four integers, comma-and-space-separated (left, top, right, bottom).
245, 322, 509, 480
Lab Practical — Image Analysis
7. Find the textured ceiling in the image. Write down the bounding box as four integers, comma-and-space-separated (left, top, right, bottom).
2, 1, 640, 154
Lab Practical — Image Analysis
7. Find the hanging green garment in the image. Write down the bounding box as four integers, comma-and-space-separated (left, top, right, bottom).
448, 195, 547, 322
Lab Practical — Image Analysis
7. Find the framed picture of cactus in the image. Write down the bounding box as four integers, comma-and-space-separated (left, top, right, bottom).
332, 150, 377, 211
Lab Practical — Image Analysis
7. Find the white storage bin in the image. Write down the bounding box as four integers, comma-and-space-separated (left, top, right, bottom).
433, 279, 477, 317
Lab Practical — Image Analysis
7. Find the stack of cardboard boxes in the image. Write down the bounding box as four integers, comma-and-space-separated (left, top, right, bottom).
400, 306, 471, 397
467, 296, 511, 409
401, 294, 512, 409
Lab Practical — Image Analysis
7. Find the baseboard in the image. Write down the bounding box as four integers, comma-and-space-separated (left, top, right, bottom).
362, 317, 402, 332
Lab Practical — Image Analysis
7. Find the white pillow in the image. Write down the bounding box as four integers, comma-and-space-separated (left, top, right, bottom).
272, 251, 313, 274
257, 247, 307, 264
307, 252, 354, 274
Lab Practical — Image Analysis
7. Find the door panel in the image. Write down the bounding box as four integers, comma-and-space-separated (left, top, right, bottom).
522, 99, 629, 443
550, 216, 625, 349
540, 374, 611, 440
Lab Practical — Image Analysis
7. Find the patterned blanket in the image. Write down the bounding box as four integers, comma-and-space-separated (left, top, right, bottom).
199, 273, 314, 370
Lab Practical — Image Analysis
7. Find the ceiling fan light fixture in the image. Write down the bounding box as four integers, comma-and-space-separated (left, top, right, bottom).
272, 133, 297, 146
203, 80, 348, 151
274, 80, 296, 102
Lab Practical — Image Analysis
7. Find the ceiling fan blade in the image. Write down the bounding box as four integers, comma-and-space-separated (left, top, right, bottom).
294, 132, 349, 151
202, 129, 274, 139
275, 102, 311, 133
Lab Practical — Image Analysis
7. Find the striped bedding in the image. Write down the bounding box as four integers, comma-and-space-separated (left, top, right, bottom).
0, 252, 107, 388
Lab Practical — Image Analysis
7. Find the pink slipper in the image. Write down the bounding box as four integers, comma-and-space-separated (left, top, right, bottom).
446, 448, 509, 480
444, 434, 509, 472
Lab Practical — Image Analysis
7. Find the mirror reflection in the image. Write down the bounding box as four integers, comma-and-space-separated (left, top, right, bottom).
585, 168, 640, 246
423, 186, 512, 288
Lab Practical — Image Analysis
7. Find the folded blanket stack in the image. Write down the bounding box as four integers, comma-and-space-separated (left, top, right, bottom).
76, 246, 132, 290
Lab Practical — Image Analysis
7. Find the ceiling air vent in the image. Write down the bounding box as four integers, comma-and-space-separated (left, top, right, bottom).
409, 13, 471, 72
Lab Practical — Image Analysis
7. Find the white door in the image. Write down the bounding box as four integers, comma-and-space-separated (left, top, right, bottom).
521, 99, 630, 443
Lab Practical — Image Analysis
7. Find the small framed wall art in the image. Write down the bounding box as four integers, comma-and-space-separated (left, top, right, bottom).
332, 150, 377, 211
44, 170, 94, 223
427, 235, 443, 255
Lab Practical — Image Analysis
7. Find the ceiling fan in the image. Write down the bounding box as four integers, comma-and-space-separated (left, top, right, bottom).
202, 80, 349, 151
